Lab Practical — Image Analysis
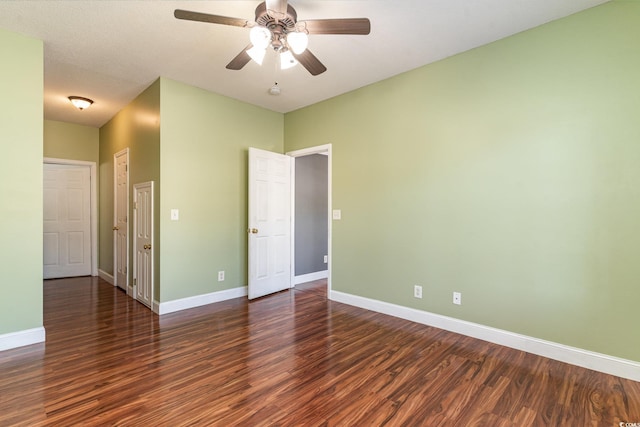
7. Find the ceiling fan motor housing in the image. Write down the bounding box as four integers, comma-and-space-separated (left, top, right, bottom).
255, 2, 298, 51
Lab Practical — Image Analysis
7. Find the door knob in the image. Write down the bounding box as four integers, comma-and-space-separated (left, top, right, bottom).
250, 228, 258, 234
113, 226, 119, 231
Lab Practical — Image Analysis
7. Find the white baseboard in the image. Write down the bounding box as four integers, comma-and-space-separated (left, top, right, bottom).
157, 286, 247, 315
98, 269, 114, 285
330, 290, 640, 382
294, 270, 328, 285
0, 327, 46, 352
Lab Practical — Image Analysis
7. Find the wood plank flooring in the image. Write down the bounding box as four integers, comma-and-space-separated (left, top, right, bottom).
0, 277, 638, 426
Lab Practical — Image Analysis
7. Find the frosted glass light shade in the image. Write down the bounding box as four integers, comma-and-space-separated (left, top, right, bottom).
250, 26, 271, 49
280, 49, 297, 70
68, 96, 93, 110
247, 45, 267, 65
287, 32, 308, 54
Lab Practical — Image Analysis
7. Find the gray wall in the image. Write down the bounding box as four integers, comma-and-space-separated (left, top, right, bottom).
295, 154, 328, 276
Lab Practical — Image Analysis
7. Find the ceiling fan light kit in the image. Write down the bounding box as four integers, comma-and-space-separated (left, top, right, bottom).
286, 31, 308, 54
174, 0, 370, 76
247, 45, 267, 66
280, 49, 297, 70
249, 26, 271, 49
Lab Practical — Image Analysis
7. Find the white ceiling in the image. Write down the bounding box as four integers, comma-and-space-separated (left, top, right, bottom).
0, 0, 608, 128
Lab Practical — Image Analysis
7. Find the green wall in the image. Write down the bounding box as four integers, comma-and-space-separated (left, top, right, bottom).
98, 77, 282, 304
0, 29, 43, 334
284, 1, 640, 362
159, 78, 283, 302
99, 79, 161, 297
44, 120, 99, 163
4, 0, 635, 367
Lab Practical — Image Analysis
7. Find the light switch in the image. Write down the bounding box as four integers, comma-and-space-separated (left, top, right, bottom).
332, 209, 341, 220
171, 209, 179, 221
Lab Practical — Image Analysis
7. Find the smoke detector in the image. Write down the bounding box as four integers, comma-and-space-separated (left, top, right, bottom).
269, 82, 281, 96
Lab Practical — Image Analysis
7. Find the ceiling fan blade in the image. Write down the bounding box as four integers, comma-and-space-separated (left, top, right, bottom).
226, 44, 253, 70
292, 49, 327, 76
265, 0, 288, 18
174, 9, 250, 28
298, 18, 371, 35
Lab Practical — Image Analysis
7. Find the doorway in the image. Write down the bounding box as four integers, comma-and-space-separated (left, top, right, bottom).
246, 144, 332, 299
287, 145, 332, 293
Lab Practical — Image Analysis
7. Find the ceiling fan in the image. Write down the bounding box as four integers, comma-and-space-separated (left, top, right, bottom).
174, 0, 371, 76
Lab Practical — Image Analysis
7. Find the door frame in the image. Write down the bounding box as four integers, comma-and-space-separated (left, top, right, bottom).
286, 144, 332, 294
43, 158, 98, 277
114, 148, 129, 292
133, 181, 154, 309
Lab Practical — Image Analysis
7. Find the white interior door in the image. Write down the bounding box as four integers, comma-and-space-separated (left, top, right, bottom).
134, 182, 153, 308
43, 164, 91, 278
114, 149, 129, 290
248, 148, 291, 299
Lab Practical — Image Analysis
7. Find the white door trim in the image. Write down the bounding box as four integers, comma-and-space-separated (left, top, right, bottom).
43, 157, 98, 277
286, 144, 332, 294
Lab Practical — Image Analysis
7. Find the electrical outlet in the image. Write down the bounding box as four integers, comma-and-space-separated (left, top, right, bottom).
414, 285, 422, 299
323, 255, 328, 264
218, 271, 225, 282
453, 292, 461, 305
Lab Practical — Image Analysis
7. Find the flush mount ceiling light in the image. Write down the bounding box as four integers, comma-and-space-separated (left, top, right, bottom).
174, 1, 370, 76
68, 96, 93, 111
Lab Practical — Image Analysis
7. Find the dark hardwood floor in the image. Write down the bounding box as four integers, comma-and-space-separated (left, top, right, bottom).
0, 277, 638, 426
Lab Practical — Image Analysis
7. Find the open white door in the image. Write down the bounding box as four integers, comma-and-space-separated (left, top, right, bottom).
248, 148, 291, 299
